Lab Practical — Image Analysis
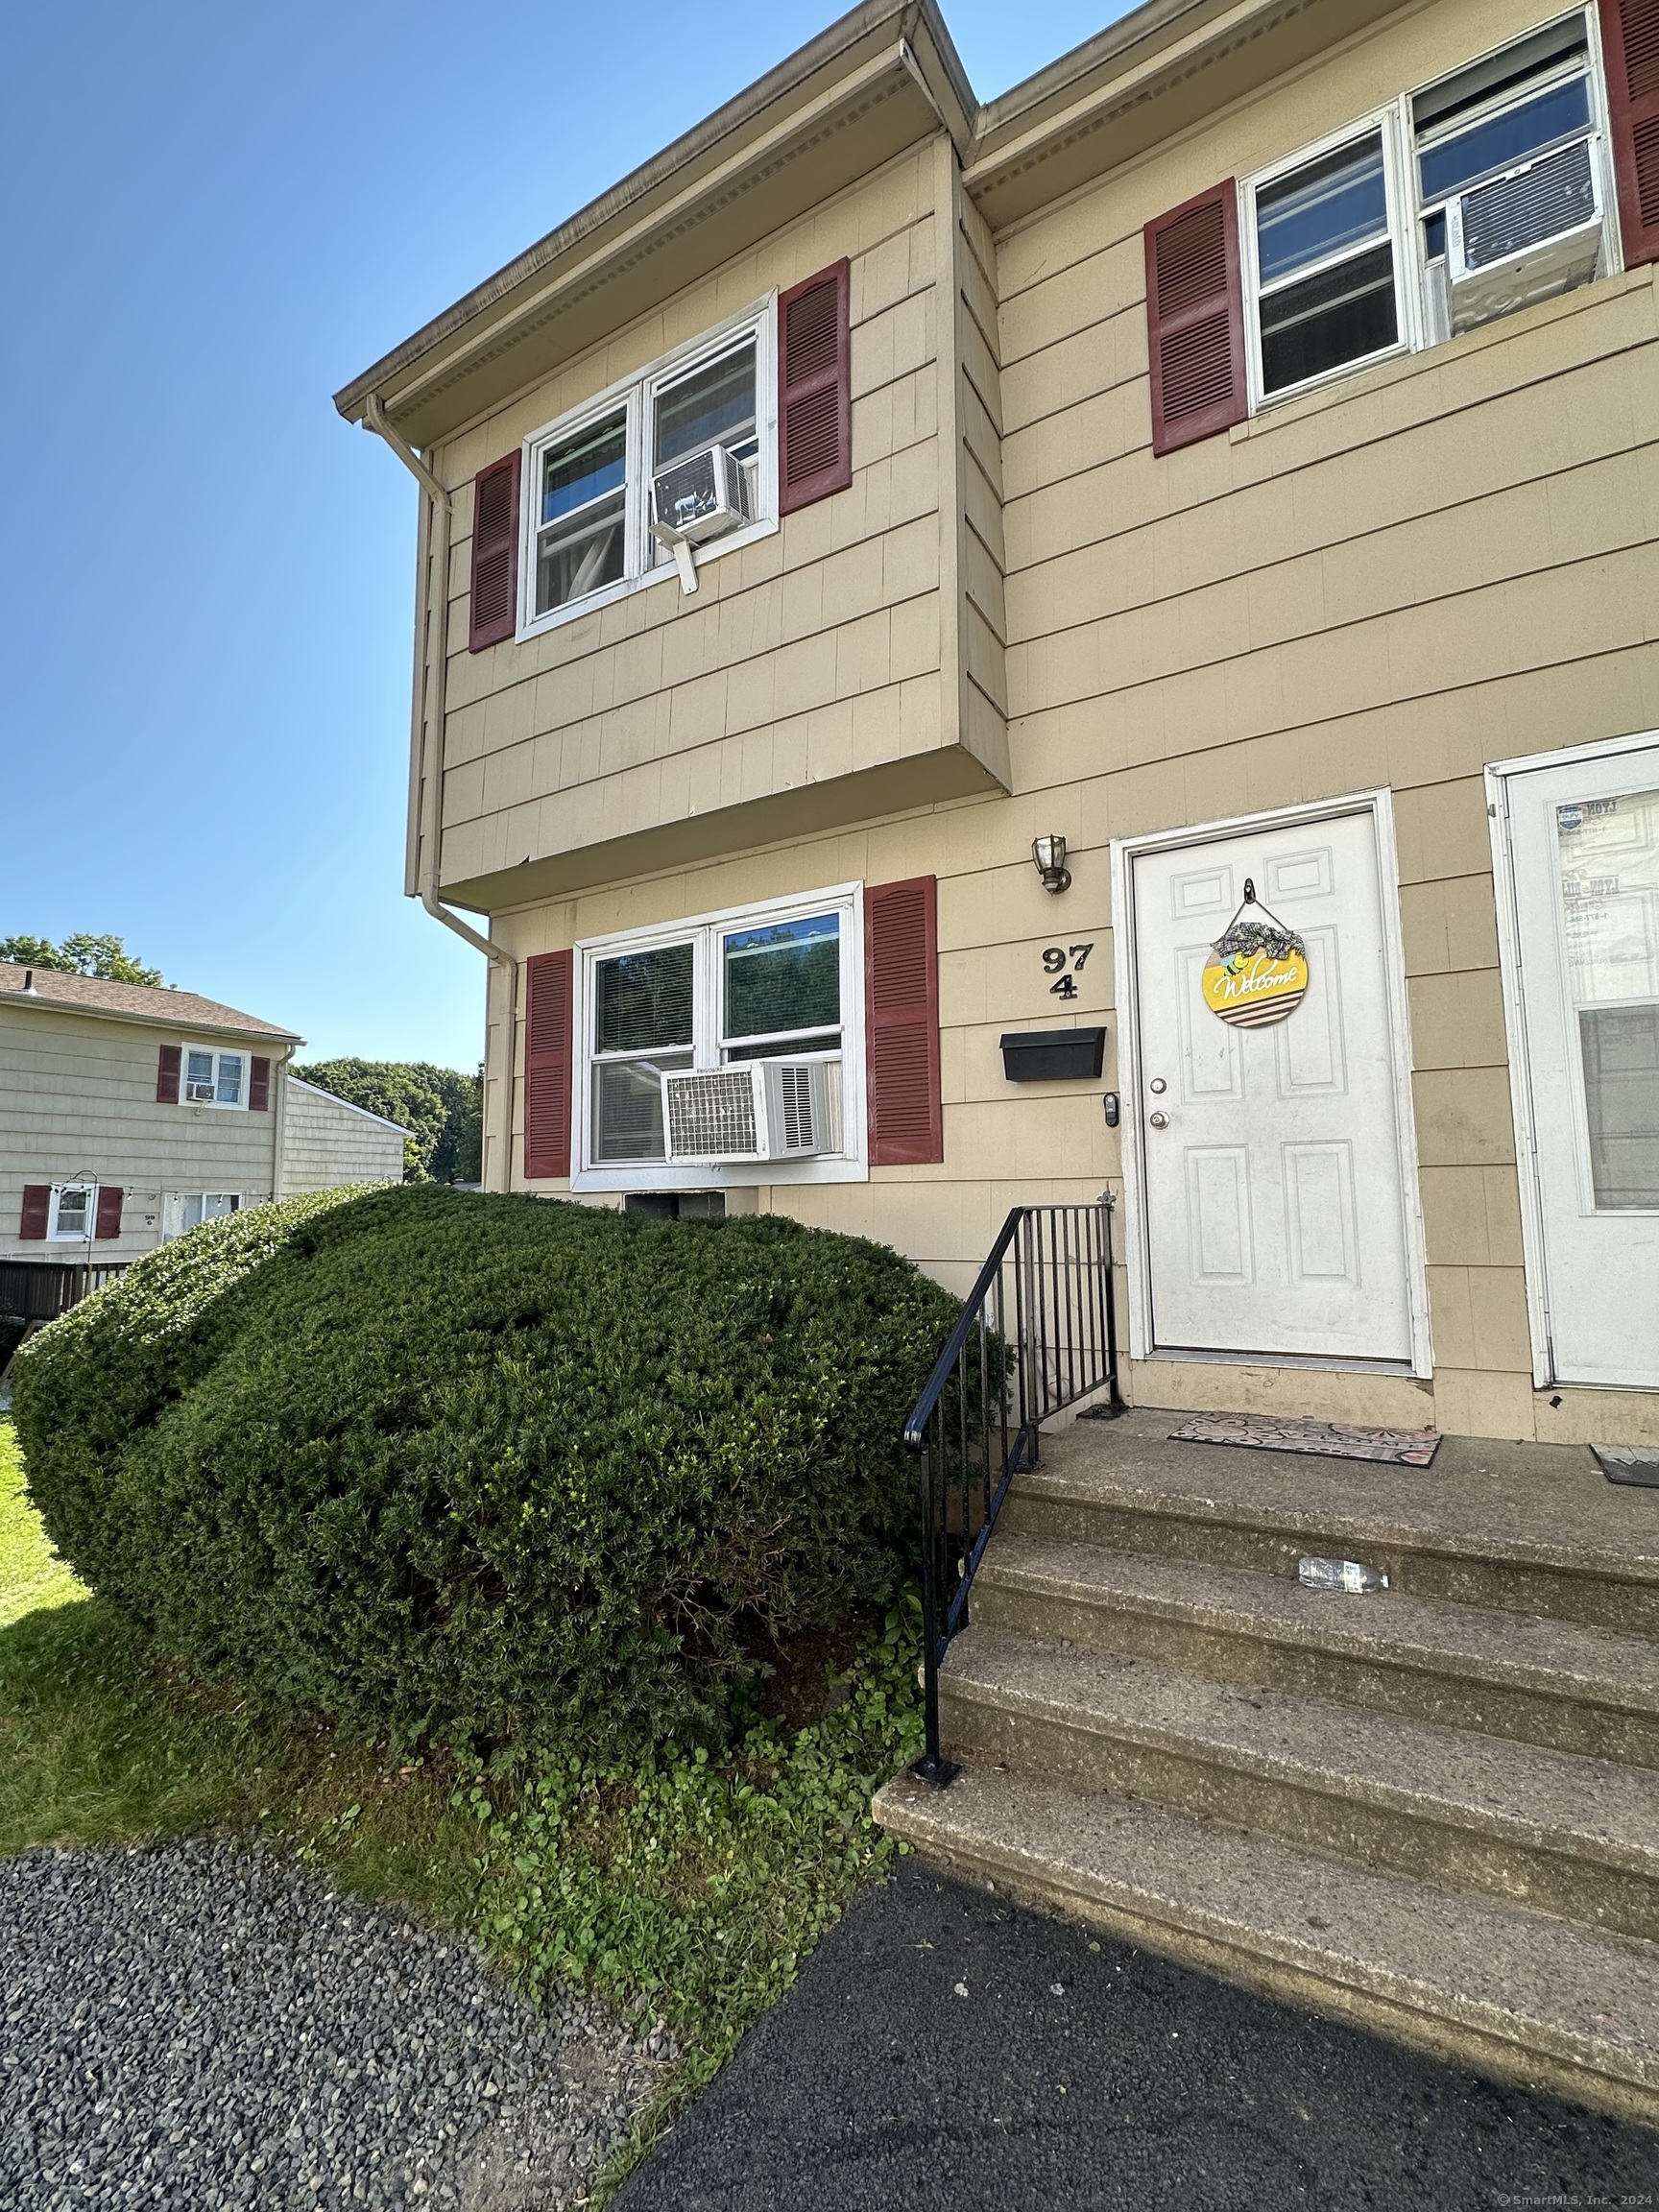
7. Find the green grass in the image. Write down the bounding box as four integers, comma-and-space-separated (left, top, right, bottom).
0, 1418, 922, 2200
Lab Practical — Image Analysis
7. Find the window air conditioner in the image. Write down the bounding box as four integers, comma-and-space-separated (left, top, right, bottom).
661, 1061, 832, 1166
1446, 136, 1602, 333
186, 1080, 218, 1102
650, 444, 752, 549
649, 445, 752, 592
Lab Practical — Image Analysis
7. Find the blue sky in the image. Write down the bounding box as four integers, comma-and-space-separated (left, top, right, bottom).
3, 0, 1123, 1070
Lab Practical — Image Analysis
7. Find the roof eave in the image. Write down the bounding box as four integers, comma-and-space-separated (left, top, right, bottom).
333, 0, 975, 442
0, 995, 301, 1046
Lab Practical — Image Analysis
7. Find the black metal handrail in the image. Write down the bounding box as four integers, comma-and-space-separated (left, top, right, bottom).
904, 1198, 1122, 1786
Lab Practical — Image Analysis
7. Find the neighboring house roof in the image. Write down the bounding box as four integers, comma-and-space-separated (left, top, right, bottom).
0, 963, 301, 1045
287, 1077, 412, 1137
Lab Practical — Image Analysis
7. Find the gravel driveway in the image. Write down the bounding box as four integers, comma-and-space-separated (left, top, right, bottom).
1, 1841, 669, 2210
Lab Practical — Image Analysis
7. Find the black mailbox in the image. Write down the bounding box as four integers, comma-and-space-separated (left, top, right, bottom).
999, 1027, 1107, 1082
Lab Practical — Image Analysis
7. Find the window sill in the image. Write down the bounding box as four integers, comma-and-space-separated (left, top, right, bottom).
1231, 263, 1653, 443
514, 515, 779, 646
568, 1154, 868, 1193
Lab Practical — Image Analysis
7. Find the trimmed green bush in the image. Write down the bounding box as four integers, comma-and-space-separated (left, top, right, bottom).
13, 1187, 955, 1751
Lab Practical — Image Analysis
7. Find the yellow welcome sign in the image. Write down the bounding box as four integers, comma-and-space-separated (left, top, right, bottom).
1202, 944, 1310, 1026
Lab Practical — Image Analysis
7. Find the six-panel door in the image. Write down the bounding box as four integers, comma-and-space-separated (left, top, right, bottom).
1131, 809, 1414, 1363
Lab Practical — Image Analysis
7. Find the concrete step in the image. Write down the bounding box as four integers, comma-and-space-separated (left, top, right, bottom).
938, 1629, 1659, 1941
973, 1535, 1659, 1768
873, 1764, 1659, 2128
1001, 1414, 1659, 1636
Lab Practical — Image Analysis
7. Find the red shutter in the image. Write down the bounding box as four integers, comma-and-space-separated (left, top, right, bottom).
95, 1187, 124, 1240
156, 1044, 181, 1104
778, 260, 852, 516
864, 877, 943, 1166
19, 1186, 50, 1240
1600, 0, 1659, 267
522, 950, 573, 1180
249, 1055, 271, 1111
1144, 183, 1247, 456
469, 451, 521, 652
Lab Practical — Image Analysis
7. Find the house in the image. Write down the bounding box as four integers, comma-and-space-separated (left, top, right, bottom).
335, 0, 1659, 2112
0, 963, 407, 1262
335, 0, 1659, 1452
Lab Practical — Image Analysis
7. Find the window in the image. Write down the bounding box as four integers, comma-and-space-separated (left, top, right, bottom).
1246, 122, 1410, 401
1240, 12, 1616, 410
574, 888, 862, 1187
521, 306, 775, 634
182, 1192, 241, 1229
49, 1184, 94, 1241
182, 1046, 246, 1108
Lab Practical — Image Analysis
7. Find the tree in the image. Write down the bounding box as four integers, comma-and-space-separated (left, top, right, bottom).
293, 1059, 483, 1184
0, 932, 164, 986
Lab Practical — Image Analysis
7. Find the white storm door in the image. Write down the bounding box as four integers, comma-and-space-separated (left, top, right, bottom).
1503, 744, 1659, 1388
1132, 808, 1414, 1362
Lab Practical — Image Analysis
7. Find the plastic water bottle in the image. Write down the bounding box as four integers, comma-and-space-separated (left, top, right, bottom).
1298, 1555, 1388, 1595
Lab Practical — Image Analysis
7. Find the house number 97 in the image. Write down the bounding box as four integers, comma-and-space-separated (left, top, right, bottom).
1042, 944, 1094, 1000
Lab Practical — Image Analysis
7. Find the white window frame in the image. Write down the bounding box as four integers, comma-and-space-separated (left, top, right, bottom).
1241, 106, 1420, 414
1240, 10, 1619, 416
569, 882, 868, 1194
182, 1192, 242, 1231
517, 299, 779, 643
48, 1182, 98, 1242
180, 1042, 249, 1110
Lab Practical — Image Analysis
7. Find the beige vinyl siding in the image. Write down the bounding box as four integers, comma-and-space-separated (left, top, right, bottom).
427, 140, 1009, 914
0, 1006, 280, 1257
460, 0, 1659, 1446
985, 0, 1659, 1444
280, 1078, 405, 1193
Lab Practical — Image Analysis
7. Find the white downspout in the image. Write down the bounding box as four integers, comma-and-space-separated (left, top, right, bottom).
362, 393, 517, 1191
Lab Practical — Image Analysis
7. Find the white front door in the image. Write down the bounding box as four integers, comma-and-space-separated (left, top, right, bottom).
1130, 806, 1416, 1363
1500, 741, 1659, 1389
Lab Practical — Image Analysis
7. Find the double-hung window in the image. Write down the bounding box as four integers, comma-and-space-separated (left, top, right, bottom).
49, 1184, 94, 1241
1241, 12, 1617, 411
575, 887, 861, 1187
182, 1192, 240, 1229
1246, 122, 1411, 400
523, 306, 775, 634
183, 1046, 246, 1107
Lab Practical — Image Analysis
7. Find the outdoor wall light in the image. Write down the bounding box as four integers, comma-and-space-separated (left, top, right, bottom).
1032, 833, 1072, 894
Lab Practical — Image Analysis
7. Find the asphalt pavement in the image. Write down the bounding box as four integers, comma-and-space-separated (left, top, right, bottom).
614, 1860, 1659, 2212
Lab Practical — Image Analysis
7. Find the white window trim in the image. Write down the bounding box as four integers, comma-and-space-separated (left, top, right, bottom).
517, 298, 780, 644
1241, 105, 1420, 415
48, 1182, 98, 1242
1240, 9, 1619, 417
569, 881, 868, 1193
180, 1042, 249, 1111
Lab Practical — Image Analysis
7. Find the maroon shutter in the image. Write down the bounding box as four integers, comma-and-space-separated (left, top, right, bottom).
156, 1044, 181, 1104
95, 1187, 124, 1240
864, 877, 943, 1166
1144, 183, 1247, 455
469, 451, 521, 652
522, 950, 573, 1179
249, 1055, 271, 1111
778, 260, 852, 515
1600, 0, 1659, 267
19, 1186, 50, 1239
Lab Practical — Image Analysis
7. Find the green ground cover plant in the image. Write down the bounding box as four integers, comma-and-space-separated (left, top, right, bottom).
14, 1185, 952, 1757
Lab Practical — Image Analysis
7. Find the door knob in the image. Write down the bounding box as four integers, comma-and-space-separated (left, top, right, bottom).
1148, 1111, 1169, 1129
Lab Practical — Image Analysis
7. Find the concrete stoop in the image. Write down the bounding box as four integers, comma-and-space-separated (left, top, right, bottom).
874, 1412, 1659, 2127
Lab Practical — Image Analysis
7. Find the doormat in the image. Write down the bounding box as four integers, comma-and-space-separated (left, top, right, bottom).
1592, 1445, 1659, 1489
1168, 1412, 1441, 1466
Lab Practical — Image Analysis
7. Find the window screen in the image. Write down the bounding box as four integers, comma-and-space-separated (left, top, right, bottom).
1256, 133, 1399, 395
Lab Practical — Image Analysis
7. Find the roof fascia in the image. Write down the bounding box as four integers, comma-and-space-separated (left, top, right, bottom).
963, 0, 1414, 230
335, 2, 974, 449
288, 1077, 412, 1136
0, 997, 301, 1046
